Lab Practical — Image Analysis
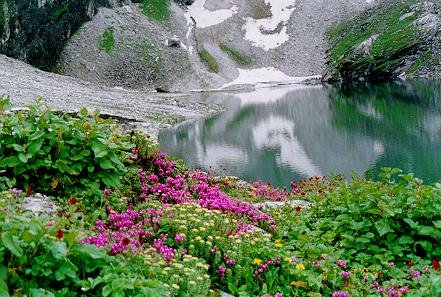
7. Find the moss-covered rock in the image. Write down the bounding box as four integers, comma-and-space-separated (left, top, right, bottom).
324, 0, 441, 82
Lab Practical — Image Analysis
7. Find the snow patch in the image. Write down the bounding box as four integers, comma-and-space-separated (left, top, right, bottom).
222, 67, 294, 87
185, 0, 238, 28
243, 0, 296, 50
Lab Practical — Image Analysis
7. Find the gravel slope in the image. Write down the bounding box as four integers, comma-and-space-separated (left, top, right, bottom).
0, 55, 221, 138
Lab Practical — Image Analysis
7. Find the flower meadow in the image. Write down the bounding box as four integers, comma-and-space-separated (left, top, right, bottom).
1, 100, 441, 297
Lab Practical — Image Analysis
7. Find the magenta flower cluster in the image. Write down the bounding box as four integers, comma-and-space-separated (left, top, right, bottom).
216, 266, 227, 278
137, 153, 274, 227
262, 293, 283, 297
251, 181, 289, 201
372, 282, 410, 296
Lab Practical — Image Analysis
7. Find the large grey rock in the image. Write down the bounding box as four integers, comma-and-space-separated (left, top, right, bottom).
22, 193, 59, 215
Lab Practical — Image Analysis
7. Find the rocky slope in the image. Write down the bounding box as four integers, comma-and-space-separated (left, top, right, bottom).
0, 54, 221, 138
55, 0, 378, 91
324, 0, 441, 82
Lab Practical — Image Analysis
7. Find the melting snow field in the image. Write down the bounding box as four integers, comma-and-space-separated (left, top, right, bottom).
223, 67, 295, 87
185, 0, 238, 28
243, 0, 296, 50
222, 67, 320, 89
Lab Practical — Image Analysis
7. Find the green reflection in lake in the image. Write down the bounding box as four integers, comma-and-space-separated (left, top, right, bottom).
159, 80, 441, 188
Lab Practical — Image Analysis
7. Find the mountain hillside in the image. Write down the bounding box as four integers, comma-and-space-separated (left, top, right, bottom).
325, 0, 441, 82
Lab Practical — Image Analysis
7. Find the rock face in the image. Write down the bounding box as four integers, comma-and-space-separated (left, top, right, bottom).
55, 4, 208, 91
0, 0, 125, 70
324, 0, 441, 82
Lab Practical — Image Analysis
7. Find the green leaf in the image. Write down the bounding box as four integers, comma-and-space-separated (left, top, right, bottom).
403, 218, 418, 229
12, 144, 23, 152
27, 139, 44, 155
71, 244, 106, 259
99, 159, 114, 170
102, 285, 112, 297
398, 235, 413, 245
415, 240, 432, 252
80, 108, 89, 117
95, 151, 108, 158
29, 289, 55, 297
58, 261, 78, 280
102, 174, 120, 188
228, 282, 238, 294
18, 153, 28, 163
0, 278, 9, 297
374, 220, 393, 237
1, 232, 23, 257
0, 156, 21, 168
433, 221, 441, 229
50, 241, 68, 260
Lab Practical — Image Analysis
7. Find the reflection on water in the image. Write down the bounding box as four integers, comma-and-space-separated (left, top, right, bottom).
159, 80, 441, 187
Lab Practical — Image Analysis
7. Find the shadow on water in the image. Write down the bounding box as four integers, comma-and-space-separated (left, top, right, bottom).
159, 80, 441, 188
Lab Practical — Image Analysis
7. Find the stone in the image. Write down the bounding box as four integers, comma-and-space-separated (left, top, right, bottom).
22, 193, 59, 215
166, 35, 182, 48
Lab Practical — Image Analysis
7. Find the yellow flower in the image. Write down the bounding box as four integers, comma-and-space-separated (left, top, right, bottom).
284, 257, 291, 262
274, 240, 283, 248
252, 258, 263, 265
296, 263, 305, 271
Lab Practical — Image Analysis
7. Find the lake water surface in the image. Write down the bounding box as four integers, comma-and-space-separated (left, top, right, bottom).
159, 80, 441, 188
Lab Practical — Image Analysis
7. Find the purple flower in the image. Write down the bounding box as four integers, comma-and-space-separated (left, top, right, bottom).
11, 188, 23, 196
341, 271, 350, 279
399, 286, 409, 294
337, 260, 347, 268
332, 291, 349, 297
174, 234, 184, 243
216, 266, 227, 278
409, 269, 421, 279
103, 188, 112, 196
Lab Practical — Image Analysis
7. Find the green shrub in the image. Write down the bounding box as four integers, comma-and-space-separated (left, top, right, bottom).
277, 168, 441, 266
198, 47, 220, 73
99, 27, 115, 53
0, 98, 133, 203
140, 0, 171, 21
219, 42, 252, 66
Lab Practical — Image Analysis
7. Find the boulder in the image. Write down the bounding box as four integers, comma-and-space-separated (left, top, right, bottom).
166, 35, 181, 47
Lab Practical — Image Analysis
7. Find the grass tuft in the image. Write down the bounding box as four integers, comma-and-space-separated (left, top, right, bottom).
140, 0, 171, 21
198, 47, 220, 73
99, 27, 115, 53
219, 42, 252, 66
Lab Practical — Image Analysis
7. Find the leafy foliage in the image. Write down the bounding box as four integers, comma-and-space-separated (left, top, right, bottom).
0, 98, 133, 203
